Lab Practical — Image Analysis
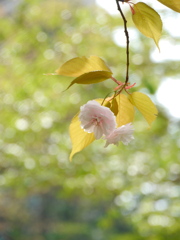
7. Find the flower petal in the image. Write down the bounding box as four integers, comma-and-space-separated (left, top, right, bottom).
79, 100, 116, 139
105, 123, 134, 147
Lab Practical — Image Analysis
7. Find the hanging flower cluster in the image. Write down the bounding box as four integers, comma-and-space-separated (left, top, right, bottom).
49, 56, 158, 160
79, 100, 134, 147
47, 0, 180, 160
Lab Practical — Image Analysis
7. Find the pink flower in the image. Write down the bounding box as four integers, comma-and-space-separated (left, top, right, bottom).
104, 123, 134, 147
79, 100, 116, 139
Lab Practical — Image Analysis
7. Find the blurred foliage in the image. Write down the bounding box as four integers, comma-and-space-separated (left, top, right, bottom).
0, 0, 180, 239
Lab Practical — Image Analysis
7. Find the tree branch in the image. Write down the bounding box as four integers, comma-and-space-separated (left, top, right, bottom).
115, 0, 130, 85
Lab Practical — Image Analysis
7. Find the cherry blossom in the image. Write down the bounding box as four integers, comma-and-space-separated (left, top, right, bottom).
79, 100, 116, 139
104, 123, 134, 147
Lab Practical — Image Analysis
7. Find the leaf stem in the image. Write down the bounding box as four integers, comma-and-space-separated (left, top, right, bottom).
116, 0, 130, 85
111, 76, 121, 85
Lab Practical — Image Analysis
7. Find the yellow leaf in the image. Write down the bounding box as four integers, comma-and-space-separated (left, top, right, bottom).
110, 98, 119, 116
115, 94, 135, 127
66, 71, 112, 90
69, 113, 95, 161
69, 99, 107, 161
158, 0, 180, 13
129, 92, 158, 126
132, 2, 162, 49
56, 55, 112, 77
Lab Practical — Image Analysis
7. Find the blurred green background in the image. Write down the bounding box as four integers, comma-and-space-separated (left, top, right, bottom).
0, 0, 180, 239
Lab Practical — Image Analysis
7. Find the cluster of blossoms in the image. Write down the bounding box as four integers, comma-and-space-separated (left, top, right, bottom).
79, 100, 134, 147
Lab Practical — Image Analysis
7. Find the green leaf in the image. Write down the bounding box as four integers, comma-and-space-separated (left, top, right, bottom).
115, 94, 135, 127
128, 92, 158, 126
158, 0, 180, 13
56, 55, 112, 77
66, 71, 112, 90
132, 2, 162, 49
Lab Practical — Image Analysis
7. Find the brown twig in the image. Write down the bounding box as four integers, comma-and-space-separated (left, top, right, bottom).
115, 0, 130, 85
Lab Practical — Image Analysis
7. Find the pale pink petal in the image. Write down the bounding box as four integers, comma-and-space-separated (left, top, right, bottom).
94, 125, 103, 139
105, 123, 134, 147
79, 100, 116, 139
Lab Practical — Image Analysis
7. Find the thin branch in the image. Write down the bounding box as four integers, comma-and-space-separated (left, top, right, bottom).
115, 0, 130, 85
